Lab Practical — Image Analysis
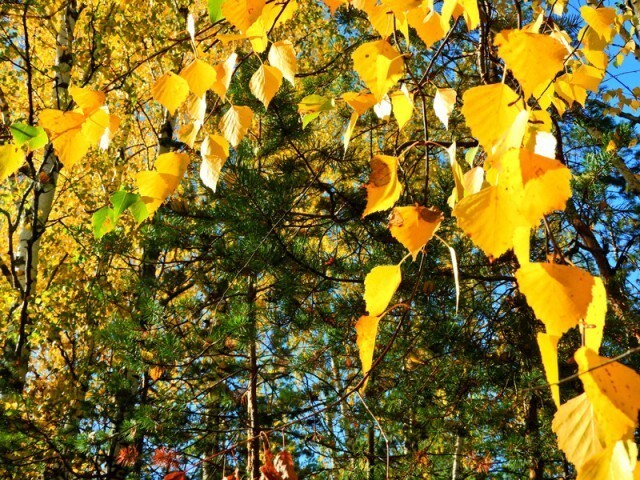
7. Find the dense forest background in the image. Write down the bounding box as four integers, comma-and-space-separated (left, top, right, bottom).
1, 0, 640, 478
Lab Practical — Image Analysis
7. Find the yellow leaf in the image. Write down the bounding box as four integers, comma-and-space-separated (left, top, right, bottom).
452, 184, 523, 259
494, 30, 567, 99
219, 105, 253, 147
362, 155, 403, 217
390, 85, 413, 130
137, 152, 190, 216
442, 0, 479, 30
355, 0, 395, 38
221, 0, 265, 33
211, 53, 237, 99
249, 65, 283, 109
342, 91, 377, 115
516, 264, 605, 339
176, 121, 202, 148
200, 134, 229, 192
578, 440, 637, 480
461, 84, 523, 151
389, 205, 443, 260
268, 41, 297, 85
352, 40, 404, 102
343, 111, 359, 152
407, 9, 448, 47
151, 72, 190, 114
40, 106, 116, 168
364, 264, 402, 316
519, 149, 572, 225
69, 87, 106, 114
575, 347, 640, 446
433, 87, 456, 129
245, 18, 269, 53
261, 0, 297, 28
179, 59, 217, 96
187, 94, 207, 123
355, 314, 382, 390
81, 109, 112, 144
0, 144, 25, 182
581, 6, 617, 43
537, 332, 561, 407
155, 151, 190, 178
512, 225, 530, 265
552, 393, 607, 469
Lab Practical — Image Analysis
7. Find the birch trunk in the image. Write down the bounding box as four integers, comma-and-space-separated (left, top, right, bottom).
10, 0, 79, 392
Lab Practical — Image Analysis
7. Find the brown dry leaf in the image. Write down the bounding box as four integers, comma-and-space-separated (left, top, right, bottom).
274, 451, 298, 480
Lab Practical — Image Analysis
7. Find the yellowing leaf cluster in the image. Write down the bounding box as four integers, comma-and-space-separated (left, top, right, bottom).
39, 87, 119, 168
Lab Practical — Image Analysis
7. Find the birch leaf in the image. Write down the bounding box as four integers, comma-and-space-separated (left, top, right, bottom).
0, 144, 25, 182
152, 72, 190, 114
389, 205, 443, 260
180, 59, 217, 96
461, 84, 523, 150
434, 88, 456, 129
362, 155, 402, 217
200, 134, 230, 192
552, 393, 607, 469
364, 264, 402, 316
219, 105, 253, 146
250, 64, 283, 109
575, 347, 640, 446
268, 41, 297, 85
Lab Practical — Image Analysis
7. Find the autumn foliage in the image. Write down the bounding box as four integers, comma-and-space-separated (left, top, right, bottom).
1, 0, 640, 478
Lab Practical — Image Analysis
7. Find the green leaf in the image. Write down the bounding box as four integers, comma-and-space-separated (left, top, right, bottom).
302, 112, 322, 129
10, 123, 48, 150
110, 190, 140, 217
128, 199, 149, 224
208, 0, 226, 23
92, 207, 116, 239
464, 146, 479, 166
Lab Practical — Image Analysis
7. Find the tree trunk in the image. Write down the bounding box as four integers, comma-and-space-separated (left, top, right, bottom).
7, 0, 79, 393
247, 277, 261, 479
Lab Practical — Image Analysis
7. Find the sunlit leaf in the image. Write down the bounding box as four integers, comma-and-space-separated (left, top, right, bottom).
495, 30, 567, 98
342, 91, 377, 115
211, 53, 237, 98
250, 64, 283, 109
537, 332, 561, 407
180, 59, 217, 96
362, 155, 403, 217
219, 105, 253, 147
0, 144, 25, 182
552, 393, 607, 469
453, 184, 524, 259
268, 41, 297, 85
355, 314, 381, 390
352, 40, 404, 102
390, 85, 413, 130
10, 123, 48, 150
516, 263, 605, 339
575, 347, 640, 446
221, 0, 265, 32
364, 264, 402, 316
581, 6, 616, 43
389, 205, 443, 260
433, 87, 456, 129
152, 72, 190, 114
200, 134, 229, 192
461, 84, 523, 150
578, 440, 637, 480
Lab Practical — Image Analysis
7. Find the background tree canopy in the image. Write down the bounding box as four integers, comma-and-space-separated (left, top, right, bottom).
1, 0, 640, 478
